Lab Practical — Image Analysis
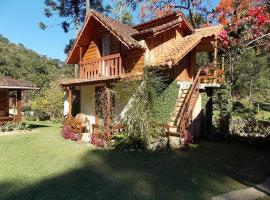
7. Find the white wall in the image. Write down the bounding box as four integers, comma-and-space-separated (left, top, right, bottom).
114, 83, 131, 117
80, 85, 95, 117
63, 91, 69, 116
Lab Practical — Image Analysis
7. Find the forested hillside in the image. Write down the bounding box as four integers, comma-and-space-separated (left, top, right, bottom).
0, 34, 73, 87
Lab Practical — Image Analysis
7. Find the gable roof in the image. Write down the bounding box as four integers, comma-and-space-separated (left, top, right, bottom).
133, 11, 194, 34
133, 18, 183, 37
0, 76, 39, 90
148, 25, 223, 67
67, 9, 143, 64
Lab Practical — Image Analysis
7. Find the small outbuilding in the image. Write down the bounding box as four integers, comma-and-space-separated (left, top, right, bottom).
0, 76, 38, 124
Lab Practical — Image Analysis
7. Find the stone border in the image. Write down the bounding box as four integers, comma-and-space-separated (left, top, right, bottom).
0, 130, 31, 136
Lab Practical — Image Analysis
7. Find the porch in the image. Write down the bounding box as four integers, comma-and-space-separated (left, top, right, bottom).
0, 76, 38, 125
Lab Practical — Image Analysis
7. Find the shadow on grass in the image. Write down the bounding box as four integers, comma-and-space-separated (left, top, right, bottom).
1, 141, 270, 200
28, 123, 51, 129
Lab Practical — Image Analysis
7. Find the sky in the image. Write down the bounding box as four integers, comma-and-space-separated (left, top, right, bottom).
0, 0, 218, 62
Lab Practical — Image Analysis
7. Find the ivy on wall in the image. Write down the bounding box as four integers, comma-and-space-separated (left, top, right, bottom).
151, 80, 179, 125
113, 67, 179, 149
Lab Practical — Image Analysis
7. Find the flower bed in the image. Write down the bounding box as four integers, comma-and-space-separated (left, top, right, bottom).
90, 134, 105, 148
61, 124, 82, 141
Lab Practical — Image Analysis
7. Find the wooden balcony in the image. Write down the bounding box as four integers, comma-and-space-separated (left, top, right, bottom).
80, 53, 123, 80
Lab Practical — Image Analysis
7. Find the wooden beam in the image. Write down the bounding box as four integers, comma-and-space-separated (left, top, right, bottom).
221, 53, 225, 81
105, 85, 111, 141
17, 90, 22, 122
213, 38, 218, 68
67, 87, 72, 121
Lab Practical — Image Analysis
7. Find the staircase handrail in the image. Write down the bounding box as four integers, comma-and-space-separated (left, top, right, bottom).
177, 68, 202, 131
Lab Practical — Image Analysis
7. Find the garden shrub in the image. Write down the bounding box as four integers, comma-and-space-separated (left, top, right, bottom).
31, 82, 64, 122
61, 124, 82, 141
0, 122, 30, 132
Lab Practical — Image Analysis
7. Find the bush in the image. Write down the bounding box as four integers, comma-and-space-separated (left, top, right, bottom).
31, 82, 64, 122
61, 124, 82, 141
232, 110, 270, 137
0, 122, 30, 132
113, 133, 145, 149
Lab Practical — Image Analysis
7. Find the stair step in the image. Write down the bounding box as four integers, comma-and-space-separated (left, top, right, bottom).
168, 121, 175, 126
168, 126, 178, 134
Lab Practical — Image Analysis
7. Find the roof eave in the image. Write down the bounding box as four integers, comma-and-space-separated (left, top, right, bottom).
0, 86, 39, 90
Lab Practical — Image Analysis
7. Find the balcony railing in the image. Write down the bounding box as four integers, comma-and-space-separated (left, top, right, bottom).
80, 53, 123, 80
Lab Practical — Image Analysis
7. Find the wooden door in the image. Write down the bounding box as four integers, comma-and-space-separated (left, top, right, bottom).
0, 90, 8, 117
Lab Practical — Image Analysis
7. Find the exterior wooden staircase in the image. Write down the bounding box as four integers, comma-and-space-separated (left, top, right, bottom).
167, 66, 223, 142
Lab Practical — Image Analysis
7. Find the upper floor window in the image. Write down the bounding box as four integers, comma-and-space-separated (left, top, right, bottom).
101, 35, 111, 57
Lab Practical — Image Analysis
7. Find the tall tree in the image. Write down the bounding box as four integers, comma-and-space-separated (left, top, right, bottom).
40, 0, 108, 33
109, 0, 133, 25
128, 0, 213, 28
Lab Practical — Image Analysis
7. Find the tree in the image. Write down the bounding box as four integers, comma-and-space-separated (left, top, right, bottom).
40, 0, 108, 33
110, 0, 133, 25
128, 0, 213, 28
30, 82, 65, 121
216, 1, 270, 57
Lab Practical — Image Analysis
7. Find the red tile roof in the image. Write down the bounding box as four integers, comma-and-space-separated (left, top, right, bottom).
0, 76, 39, 90
148, 25, 223, 67
66, 10, 143, 64
133, 11, 194, 34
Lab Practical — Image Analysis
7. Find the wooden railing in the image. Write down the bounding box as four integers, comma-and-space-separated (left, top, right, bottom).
177, 68, 202, 135
174, 65, 224, 138
80, 53, 123, 80
200, 65, 224, 84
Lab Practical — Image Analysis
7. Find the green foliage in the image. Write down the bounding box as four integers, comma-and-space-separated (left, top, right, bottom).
152, 81, 178, 125
30, 82, 64, 121
0, 122, 30, 132
116, 68, 178, 149
0, 34, 74, 88
229, 50, 270, 103
232, 107, 270, 137
41, 0, 106, 33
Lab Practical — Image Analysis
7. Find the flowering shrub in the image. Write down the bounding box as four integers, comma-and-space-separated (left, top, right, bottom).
91, 134, 105, 148
61, 124, 82, 141
180, 130, 193, 145
218, 5, 270, 52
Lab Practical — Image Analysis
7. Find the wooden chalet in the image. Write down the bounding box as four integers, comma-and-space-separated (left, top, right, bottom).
60, 10, 224, 142
0, 76, 38, 124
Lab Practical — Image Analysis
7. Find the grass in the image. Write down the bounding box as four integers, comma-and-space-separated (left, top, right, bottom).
0, 121, 269, 200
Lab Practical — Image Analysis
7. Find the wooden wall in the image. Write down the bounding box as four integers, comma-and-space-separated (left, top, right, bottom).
170, 50, 197, 82
81, 20, 145, 77
0, 89, 9, 117
122, 48, 145, 75
145, 27, 184, 64
81, 21, 121, 61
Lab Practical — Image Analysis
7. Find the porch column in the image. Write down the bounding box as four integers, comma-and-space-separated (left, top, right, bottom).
17, 90, 22, 122
213, 38, 218, 68
67, 87, 72, 120
221, 53, 225, 81
105, 85, 111, 140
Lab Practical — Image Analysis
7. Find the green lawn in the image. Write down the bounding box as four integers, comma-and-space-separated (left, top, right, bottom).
0, 121, 269, 200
